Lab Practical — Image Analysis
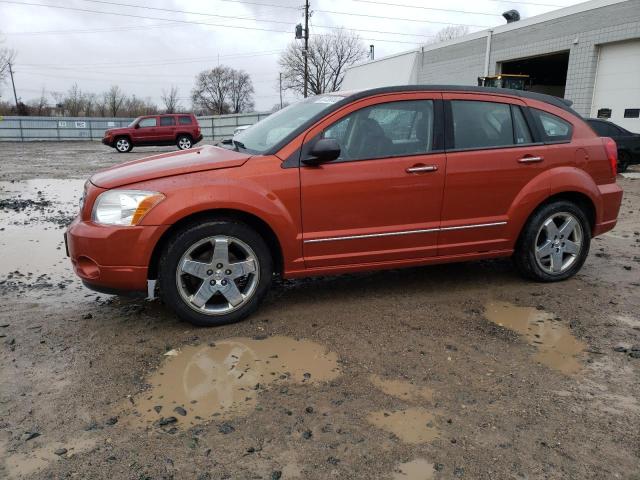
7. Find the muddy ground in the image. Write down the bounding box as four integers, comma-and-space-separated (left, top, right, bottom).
1, 141, 639, 480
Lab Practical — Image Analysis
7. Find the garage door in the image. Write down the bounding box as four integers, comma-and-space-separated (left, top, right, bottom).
590, 40, 640, 133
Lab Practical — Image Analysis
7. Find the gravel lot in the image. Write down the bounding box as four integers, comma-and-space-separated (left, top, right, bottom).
1, 141, 639, 480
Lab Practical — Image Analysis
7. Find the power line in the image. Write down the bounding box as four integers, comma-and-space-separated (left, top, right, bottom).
75, 0, 439, 39
352, 0, 504, 17
220, 0, 495, 26
0, 1, 428, 44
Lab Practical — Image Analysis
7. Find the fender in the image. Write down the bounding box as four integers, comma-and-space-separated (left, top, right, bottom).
134, 165, 303, 270
506, 166, 601, 244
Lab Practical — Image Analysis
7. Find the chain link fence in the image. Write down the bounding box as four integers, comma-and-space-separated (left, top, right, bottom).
0, 112, 271, 142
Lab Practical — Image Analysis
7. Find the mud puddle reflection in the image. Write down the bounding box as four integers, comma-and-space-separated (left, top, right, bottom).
370, 375, 433, 402
129, 336, 340, 427
485, 301, 585, 375
367, 408, 439, 444
393, 459, 435, 480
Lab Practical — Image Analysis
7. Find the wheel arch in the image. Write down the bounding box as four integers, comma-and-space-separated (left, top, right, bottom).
147, 208, 284, 280
175, 132, 193, 141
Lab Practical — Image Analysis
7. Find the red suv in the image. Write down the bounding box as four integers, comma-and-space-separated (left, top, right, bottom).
102, 113, 203, 153
68, 86, 623, 326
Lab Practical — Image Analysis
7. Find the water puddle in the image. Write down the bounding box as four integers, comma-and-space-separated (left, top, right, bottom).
2, 436, 98, 479
392, 459, 435, 480
369, 375, 433, 402
484, 301, 585, 375
367, 408, 439, 444
129, 336, 340, 427
0, 179, 82, 286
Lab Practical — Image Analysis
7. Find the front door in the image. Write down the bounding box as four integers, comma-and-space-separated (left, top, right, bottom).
133, 116, 159, 144
300, 94, 446, 269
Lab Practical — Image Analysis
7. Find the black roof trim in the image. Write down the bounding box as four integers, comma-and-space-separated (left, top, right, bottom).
266, 85, 581, 156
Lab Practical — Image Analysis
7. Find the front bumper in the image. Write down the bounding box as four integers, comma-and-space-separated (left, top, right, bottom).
66, 216, 169, 293
102, 137, 112, 146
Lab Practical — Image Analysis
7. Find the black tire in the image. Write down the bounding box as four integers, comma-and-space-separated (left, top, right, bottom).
158, 220, 273, 326
114, 136, 133, 153
513, 200, 591, 282
177, 135, 193, 150
617, 151, 629, 173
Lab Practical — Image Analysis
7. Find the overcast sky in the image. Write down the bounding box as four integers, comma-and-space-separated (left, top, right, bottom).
1, 0, 585, 112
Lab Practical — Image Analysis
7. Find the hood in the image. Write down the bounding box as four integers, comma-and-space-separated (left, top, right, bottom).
104, 127, 129, 136
91, 145, 251, 189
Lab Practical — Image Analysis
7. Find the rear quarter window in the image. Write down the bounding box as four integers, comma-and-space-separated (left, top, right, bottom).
530, 108, 573, 143
179, 116, 193, 125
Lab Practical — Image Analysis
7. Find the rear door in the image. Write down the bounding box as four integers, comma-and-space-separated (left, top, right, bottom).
158, 115, 177, 142
439, 93, 546, 256
300, 93, 446, 268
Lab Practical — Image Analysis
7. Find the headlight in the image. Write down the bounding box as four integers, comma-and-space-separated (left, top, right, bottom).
92, 190, 164, 226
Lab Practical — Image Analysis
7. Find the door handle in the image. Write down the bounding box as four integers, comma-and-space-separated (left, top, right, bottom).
518, 156, 544, 164
406, 164, 438, 173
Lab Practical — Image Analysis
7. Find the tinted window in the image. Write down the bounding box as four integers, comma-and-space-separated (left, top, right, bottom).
160, 116, 176, 126
451, 101, 514, 149
512, 106, 533, 145
138, 117, 157, 128
321, 100, 434, 161
178, 116, 193, 125
588, 120, 609, 136
530, 108, 572, 142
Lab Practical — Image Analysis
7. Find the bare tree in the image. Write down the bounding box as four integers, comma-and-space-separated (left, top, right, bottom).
104, 85, 125, 117
0, 36, 16, 99
191, 66, 232, 115
27, 88, 51, 116
161, 85, 181, 113
62, 83, 86, 116
431, 25, 469, 43
228, 70, 254, 114
279, 29, 367, 96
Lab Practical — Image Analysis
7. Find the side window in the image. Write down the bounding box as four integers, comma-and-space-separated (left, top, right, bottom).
321, 100, 434, 161
179, 116, 193, 125
160, 116, 176, 126
512, 106, 533, 145
588, 120, 608, 137
138, 117, 157, 128
451, 100, 514, 149
530, 108, 572, 142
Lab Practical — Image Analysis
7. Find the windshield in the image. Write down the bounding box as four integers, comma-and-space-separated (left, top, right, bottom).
128, 116, 142, 128
233, 95, 346, 153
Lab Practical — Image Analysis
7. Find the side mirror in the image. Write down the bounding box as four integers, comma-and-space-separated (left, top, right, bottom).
302, 138, 341, 165
134, 123, 140, 129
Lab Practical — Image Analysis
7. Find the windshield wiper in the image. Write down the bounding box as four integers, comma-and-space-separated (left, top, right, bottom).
232, 139, 246, 152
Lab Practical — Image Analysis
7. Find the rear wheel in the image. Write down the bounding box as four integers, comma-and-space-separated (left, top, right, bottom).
514, 200, 591, 282
115, 137, 132, 153
177, 135, 193, 150
158, 220, 273, 326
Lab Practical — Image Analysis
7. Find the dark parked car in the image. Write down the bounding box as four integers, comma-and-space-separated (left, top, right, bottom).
102, 113, 203, 153
586, 118, 640, 172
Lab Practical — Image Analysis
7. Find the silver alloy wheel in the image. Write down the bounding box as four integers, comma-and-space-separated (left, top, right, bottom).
176, 235, 259, 315
116, 138, 130, 152
178, 137, 192, 149
534, 212, 583, 274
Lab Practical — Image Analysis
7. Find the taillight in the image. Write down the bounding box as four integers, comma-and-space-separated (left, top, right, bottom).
603, 137, 618, 177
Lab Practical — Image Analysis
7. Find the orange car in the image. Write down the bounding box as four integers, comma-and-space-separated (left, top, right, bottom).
66, 86, 623, 326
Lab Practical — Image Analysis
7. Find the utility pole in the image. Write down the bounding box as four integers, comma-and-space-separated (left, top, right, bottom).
8, 61, 18, 110
279, 72, 283, 109
303, 0, 309, 98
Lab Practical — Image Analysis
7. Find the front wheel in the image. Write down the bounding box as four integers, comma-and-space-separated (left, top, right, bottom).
513, 200, 591, 282
158, 220, 273, 326
177, 135, 193, 150
115, 137, 132, 153
617, 152, 629, 173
